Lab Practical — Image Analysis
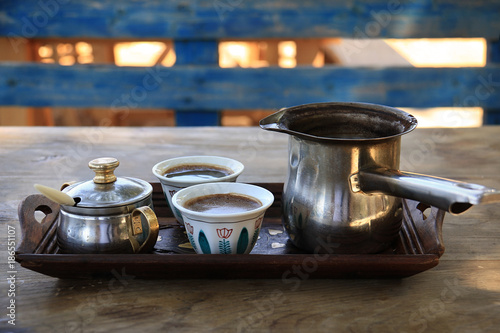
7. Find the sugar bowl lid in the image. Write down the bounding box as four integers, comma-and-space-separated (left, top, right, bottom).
63, 157, 152, 208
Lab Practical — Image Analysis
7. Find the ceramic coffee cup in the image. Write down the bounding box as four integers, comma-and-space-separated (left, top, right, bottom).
172, 182, 274, 254
152, 156, 244, 224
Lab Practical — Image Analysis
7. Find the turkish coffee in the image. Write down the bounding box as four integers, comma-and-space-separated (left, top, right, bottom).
164, 163, 233, 181
184, 193, 262, 214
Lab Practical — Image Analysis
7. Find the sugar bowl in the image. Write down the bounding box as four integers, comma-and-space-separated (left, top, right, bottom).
56, 157, 159, 254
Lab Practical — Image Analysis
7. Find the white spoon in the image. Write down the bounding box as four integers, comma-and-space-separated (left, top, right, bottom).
34, 184, 76, 206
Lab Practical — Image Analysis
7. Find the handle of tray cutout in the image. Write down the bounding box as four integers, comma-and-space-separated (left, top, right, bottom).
17, 194, 61, 254
399, 199, 446, 257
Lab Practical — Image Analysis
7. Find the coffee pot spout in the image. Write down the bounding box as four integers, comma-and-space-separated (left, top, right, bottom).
259, 109, 287, 132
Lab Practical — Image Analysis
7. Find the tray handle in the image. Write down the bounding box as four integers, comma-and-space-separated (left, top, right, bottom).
398, 199, 446, 257
16, 194, 60, 254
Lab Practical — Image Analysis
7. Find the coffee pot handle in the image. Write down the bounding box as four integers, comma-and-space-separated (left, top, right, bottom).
355, 168, 500, 215
128, 206, 159, 253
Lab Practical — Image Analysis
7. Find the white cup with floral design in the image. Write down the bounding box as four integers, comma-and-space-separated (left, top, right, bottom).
152, 156, 244, 224
172, 182, 274, 254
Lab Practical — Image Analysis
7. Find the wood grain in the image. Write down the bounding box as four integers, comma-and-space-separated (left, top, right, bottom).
173, 40, 220, 126
1, 0, 499, 39
1, 64, 500, 109
1, 126, 500, 332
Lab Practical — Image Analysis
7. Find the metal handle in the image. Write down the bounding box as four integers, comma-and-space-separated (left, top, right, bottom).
127, 206, 159, 253
355, 168, 500, 215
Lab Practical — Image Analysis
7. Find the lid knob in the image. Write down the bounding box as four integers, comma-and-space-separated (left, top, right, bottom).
89, 157, 119, 184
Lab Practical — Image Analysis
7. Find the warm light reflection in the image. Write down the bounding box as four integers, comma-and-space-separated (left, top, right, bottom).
461, 260, 500, 293
58, 55, 75, 66
55, 43, 75, 66
312, 51, 325, 67
385, 38, 486, 67
75, 42, 92, 55
56, 43, 73, 55
219, 42, 252, 68
402, 107, 483, 127
219, 42, 269, 68
38, 45, 53, 58
114, 42, 175, 67
278, 41, 297, 68
75, 42, 93, 64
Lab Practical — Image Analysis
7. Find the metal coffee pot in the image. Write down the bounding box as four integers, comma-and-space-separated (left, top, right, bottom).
260, 102, 500, 254
56, 157, 159, 254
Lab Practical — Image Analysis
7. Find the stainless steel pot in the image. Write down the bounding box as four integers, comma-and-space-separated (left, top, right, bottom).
57, 157, 159, 254
260, 102, 500, 254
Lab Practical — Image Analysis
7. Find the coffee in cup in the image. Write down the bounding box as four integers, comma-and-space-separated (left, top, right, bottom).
163, 164, 233, 181
183, 193, 262, 214
152, 156, 244, 224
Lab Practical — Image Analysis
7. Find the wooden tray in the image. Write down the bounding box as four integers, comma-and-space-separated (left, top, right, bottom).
15, 183, 446, 279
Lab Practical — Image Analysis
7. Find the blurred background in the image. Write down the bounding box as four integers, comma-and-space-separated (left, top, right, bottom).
0, 36, 487, 127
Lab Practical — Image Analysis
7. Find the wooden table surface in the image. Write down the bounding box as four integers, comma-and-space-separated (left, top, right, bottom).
1, 126, 500, 332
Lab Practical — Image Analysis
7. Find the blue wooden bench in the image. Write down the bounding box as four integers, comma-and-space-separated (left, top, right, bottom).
1, 0, 499, 125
